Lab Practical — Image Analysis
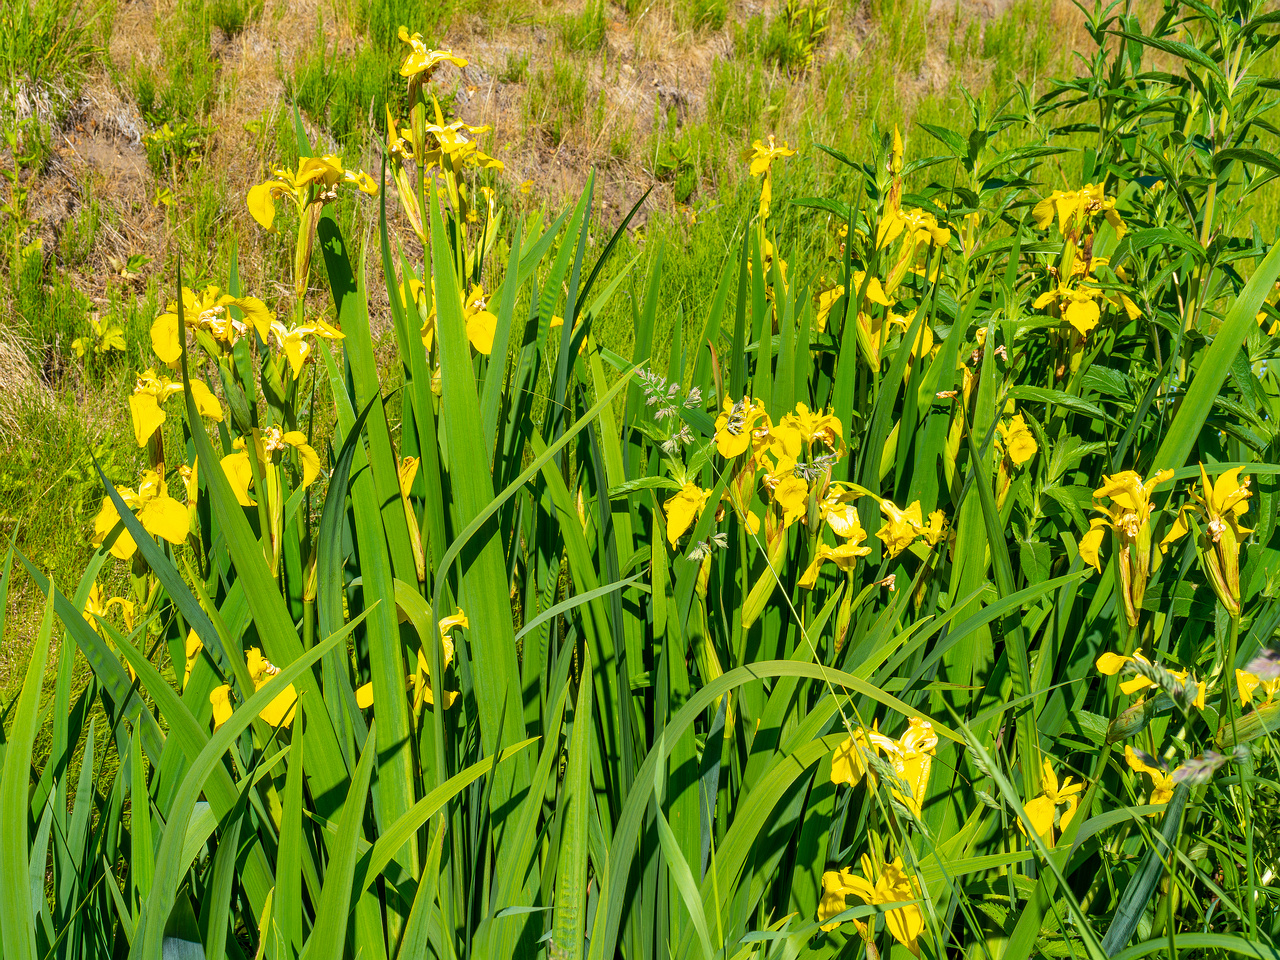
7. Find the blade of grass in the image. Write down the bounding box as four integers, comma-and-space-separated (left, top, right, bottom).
1151, 242, 1280, 471
552, 651, 593, 960
0, 583, 54, 960
1099, 783, 1190, 954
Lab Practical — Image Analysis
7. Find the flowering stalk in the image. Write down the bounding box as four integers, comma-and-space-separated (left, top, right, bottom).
1080, 469, 1174, 633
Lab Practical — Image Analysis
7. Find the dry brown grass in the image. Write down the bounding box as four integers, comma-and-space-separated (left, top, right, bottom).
0, 327, 50, 440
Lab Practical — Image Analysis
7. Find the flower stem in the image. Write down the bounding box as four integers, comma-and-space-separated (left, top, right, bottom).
1222, 612, 1257, 936
1222, 613, 1241, 750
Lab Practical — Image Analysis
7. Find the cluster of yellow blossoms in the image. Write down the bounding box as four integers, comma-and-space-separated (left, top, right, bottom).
818, 717, 937, 953
1031, 184, 1141, 339
662, 396, 948, 583
1033, 257, 1141, 338
195, 608, 467, 731
1080, 464, 1252, 621
1032, 184, 1126, 241
1065, 462, 1262, 816
150, 284, 345, 388
92, 466, 194, 560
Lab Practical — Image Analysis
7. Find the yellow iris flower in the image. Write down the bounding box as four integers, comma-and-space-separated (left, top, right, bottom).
1078, 468, 1173, 628
852, 270, 893, 308
1032, 183, 1127, 240
713, 396, 768, 458
247, 155, 378, 234
877, 205, 951, 250
400, 276, 436, 350
268, 316, 345, 379
1019, 758, 1083, 849
150, 286, 274, 364
246, 156, 374, 300
384, 105, 431, 240
81, 583, 140, 678
91, 468, 191, 560
424, 120, 504, 171
1124, 746, 1176, 805
779, 403, 845, 455
769, 473, 809, 528
1237, 666, 1280, 708
129, 368, 224, 448
756, 403, 849, 531
1071, 256, 1142, 322
821, 495, 865, 540
814, 284, 844, 334
407, 280, 499, 355
82, 582, 108, 632
463, 284, 499, 354
182, 629, 202, 690
355, 608, 464, 711
1160, 465, 1251, 617
877, 206, 951, 292
751, 415, 794, 470
887, 309, 934, 361
1034, 279, 1106, 337
397, 456, 426, 582
1095, 648, 1205, 710
830, 726, 887, 791
81, 582, 136, 637
664, 483, 712, 547
921, 509, 947, 547
210, 647, 298, 730
745, 135, 796, 221
876, 499, 923, 558
177, 460, 198, 508
220, 427, 321, 507
818, 851, 925, 956
846, 271, 899, 367
397, 28, 467, 81
996, 413, 1038, 466
830, 717, 937, 817
798, 536, 872, 589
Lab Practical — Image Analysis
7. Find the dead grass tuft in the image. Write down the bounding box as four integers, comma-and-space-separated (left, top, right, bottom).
0, 329, 51, 439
